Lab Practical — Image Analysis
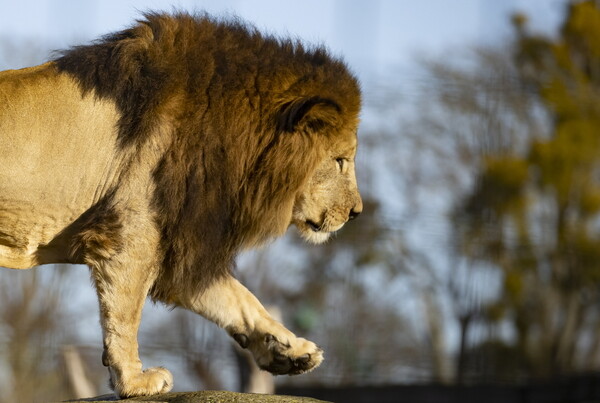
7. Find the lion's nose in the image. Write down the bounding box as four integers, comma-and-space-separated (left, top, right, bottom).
348, 194, 363, 221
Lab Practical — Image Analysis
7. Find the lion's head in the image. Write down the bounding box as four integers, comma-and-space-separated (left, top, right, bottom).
268, 84, 362, 246
292, 132, 362, 244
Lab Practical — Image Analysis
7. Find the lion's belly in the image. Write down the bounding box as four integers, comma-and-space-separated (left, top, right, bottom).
0, 200, 70, 268
0, 63, 122, 268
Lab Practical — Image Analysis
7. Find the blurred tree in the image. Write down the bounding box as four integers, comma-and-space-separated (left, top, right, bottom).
0, 267, 83, 402
449, 0, 600, 380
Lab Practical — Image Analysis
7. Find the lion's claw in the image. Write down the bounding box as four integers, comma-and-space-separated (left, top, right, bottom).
113, 367, 173, 398
254, 333, 323, 375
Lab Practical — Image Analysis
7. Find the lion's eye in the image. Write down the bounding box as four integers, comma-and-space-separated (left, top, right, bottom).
336, 158, 345, 171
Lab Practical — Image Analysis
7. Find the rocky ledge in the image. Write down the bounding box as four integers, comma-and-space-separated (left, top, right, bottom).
66, 390, 330, 403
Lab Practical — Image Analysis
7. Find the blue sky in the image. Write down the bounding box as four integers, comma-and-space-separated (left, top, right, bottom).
0, 0, 566, 86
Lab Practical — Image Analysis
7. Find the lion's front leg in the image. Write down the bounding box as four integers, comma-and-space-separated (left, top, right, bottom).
83, 207, 173, 399
92, 258, 173, 398
74, 201, 174, 398
186, 275, 323, 375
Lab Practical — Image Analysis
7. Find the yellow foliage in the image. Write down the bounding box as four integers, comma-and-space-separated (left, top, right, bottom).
479, 156, 529, 215
529, 118, 600, 207
504, 271, 524, 299
580, 189, 600, 215
563, 1, 600, 59
484, 157, 528, 191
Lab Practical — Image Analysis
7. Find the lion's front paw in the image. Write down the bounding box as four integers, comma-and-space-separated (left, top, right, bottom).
113, 367, 173, 398
255, 334, 324, 375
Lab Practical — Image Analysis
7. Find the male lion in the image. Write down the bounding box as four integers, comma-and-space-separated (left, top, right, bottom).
0, 12, 362, 397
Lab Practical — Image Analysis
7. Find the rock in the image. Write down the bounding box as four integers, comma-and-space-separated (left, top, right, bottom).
65, 391, 331, 403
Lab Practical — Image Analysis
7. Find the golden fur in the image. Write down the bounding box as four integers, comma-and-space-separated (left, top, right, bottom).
0, 12, 362, 397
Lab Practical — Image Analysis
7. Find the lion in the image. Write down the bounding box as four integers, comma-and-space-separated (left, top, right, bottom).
0, 12, 362, 397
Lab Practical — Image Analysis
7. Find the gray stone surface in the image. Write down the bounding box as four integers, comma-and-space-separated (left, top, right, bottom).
65, 391, 330, 403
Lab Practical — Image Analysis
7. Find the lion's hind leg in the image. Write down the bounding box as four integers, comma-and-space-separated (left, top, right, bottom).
185, 275, 324, 375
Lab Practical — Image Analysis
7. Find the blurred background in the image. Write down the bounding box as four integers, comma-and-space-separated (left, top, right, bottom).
2, 0, 600, 402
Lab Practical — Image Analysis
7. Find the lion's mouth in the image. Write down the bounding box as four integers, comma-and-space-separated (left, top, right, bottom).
306, 220, 323, 232
305, 219, 345, 234
293, 215, 345, 244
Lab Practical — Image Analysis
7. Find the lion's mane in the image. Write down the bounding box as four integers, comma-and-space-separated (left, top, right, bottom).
55, 12, 361, 301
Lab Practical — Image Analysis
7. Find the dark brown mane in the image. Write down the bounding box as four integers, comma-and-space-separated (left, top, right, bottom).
55, 12, 361, 301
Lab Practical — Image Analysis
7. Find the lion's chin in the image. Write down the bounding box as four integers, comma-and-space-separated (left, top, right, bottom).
299, 229, 332, 244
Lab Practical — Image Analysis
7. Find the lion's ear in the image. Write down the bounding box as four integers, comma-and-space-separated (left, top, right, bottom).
277, 96, 341, 133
